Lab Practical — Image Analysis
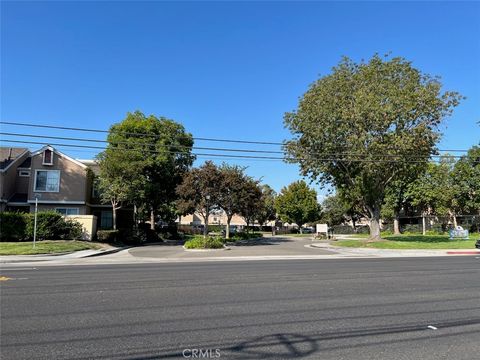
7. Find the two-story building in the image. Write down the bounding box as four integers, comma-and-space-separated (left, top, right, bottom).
0, 145, 115, 230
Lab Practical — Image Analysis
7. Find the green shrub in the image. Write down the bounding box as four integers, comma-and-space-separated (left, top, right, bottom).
0, 211, 83, 241
184, 236, 224, 249
0, 212, 29, 241
96, 229, 119, 243
230, 232, 263, 241
25, 211, 83, 240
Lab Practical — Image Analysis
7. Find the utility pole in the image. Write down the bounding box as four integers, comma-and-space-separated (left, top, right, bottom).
33, 195, 39, 248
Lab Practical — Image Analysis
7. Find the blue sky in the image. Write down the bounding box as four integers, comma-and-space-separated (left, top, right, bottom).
1, 1, 479, 196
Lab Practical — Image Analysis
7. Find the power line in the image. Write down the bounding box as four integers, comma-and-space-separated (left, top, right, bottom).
0, 132, 468, 160
0, 121, 282, 146
3, 139, 474, 164
0, 120, 471, 153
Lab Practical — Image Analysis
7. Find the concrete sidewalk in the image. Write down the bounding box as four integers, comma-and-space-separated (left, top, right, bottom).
309, 241, 480, 257
0, 246, 122, 264
1, 236, 479, 268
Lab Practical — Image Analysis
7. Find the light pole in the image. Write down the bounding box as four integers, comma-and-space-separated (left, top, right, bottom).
33, 194, 40, 248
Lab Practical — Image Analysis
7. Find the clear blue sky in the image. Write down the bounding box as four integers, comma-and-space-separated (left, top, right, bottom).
1, 1, 479, 197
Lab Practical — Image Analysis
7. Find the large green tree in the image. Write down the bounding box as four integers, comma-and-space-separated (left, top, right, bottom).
256, 184, 277, 227
239, 178, 264, 232
176, 161, 221, 238
452, 146, 480, 217
98, 111, 194, 229
275, 180, 320, 233
217, 164, 252, 239
284, 54, 463, 240
408, 156, 459, 227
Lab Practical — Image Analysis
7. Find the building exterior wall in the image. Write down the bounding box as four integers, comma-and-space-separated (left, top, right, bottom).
0, 151, 30, 203
66, 215, 97, 240
28, 151, 88, 203
30, 204, 88, 215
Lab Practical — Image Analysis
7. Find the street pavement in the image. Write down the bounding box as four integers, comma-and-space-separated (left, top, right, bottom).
1, 256, 479, 359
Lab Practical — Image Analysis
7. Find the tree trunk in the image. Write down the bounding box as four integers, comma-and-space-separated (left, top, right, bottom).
112, 206, 117, 230
150, 209, 155, 231
422, 213, 426, 235
203, 208, 209, 238
393, 213, 401, 235
452, 213, 457, 228
225, 215, 232, 239
368, 205, 381, 241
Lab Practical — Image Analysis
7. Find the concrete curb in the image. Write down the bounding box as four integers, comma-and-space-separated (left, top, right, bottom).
82, 246, 129, 257
182, 245, 231, 252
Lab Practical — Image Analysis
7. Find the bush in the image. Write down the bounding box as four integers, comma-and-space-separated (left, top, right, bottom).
96, 229, 119, 243
230, 232, 263, 241
184, 236, 224, 249
0, 212, 29, 241
0, 211, 83, 241
402, 224, 423, 234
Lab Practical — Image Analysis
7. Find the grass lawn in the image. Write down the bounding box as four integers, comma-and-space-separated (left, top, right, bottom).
283, 233, 315, 238
0, 241, 101, 255
333, 234, 479, 249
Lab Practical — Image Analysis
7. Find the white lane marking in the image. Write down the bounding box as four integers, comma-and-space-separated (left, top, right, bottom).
427, 325, 438, 330
0, 268, 37, 271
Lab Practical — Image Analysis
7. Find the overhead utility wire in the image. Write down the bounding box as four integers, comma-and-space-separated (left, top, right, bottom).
0, 121, 281, 146
0, 132, 467, 160
0, 121, 470, 153
3, 139, 474, 164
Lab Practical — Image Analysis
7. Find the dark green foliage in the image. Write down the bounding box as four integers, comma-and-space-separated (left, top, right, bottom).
96, 229, 119, 243
275, 180, 321, 231
1, 211, 83, 241
284, 54, 463, 239
230, 232, 263, 241
184, 236, 224, 249
0, 212, 29, 241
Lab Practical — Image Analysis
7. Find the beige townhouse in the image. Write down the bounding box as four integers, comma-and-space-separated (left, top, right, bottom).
0, 145, 115, 230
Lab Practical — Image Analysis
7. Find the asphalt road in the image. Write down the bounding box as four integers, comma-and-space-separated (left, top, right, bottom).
1, 257, 480, 360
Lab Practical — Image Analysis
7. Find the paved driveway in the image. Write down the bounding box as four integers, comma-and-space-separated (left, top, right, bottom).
128, 236, 336, 259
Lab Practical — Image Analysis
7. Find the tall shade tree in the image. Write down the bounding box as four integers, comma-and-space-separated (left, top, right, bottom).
408, 156, 460, 227
239, 178, 264, 232
275, 180, 320, 233
256, 184, 277, 227
452, 146, 480, 218
217, 164, 251, 239
284, 54, 463, 240
176, 161, 221, 238
99, 111, 194, 230
321, 193, 361, 229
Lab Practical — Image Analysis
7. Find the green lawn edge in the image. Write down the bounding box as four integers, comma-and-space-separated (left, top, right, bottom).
333, 234, 479, 249
0, 241, 101, 255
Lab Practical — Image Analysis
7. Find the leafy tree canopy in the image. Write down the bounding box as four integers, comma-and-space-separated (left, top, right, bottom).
275, 180, 320, 232
284, 54, 463, 239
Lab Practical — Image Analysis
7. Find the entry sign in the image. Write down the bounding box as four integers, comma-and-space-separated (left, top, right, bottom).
316, 224, 328, 234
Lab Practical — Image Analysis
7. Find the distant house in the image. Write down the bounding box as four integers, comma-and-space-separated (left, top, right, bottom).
0, 145, 115, 230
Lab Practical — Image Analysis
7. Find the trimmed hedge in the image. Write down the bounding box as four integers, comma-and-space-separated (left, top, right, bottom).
0, 211, 83, 242
230, 232, 263, 241
96, 230, 119, 243
184, 236, 224, 249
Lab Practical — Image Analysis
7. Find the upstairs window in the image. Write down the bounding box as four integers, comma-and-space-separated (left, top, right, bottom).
35, 170, 60, 192
56, 208, 79, 216
43, 149, 53, 165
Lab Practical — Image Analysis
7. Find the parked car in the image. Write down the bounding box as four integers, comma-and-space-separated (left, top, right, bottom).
475, 240, 480, 249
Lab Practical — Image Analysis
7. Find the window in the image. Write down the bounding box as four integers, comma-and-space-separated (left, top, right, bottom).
19, 170, 30, 177
56, 208, 79, 216
43, 149, 53, 165
35, 170, 60, 192
100, 211, 113, 229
